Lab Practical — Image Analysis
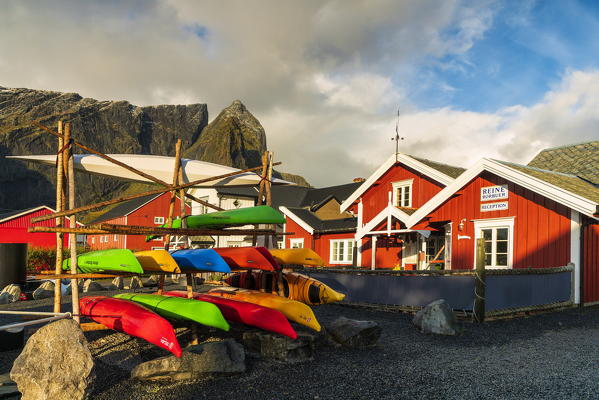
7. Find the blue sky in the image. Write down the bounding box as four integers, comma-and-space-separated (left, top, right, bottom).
1, 0, 598, 186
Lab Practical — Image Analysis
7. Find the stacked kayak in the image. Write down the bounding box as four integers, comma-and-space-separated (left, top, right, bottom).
225, 271, 346, 305
213, 247, 278, 271
135, 250, 181, 273
208, 287, 321, 332
80, 296, 182, 357
63, 249, 143, 274
269, 248, 325, 267
114, 293, 230, 331
164, 291, 297, 339
170, 249, 231, 273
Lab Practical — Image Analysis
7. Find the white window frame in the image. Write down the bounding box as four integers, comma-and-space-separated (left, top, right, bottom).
473, 217, 514, 269
277, 240, 284, 249
289, 238, 304, 248
114, 235, 118, 242
329, 239, 355, 264
392, 179, 413, 208
91, 237, 95, 244
154, 216, 165, 224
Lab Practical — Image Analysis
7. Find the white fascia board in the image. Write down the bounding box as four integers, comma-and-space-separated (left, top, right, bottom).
0, 205, 54, 223
406, 158, 599, 228
356, 205, 412, 240
278, 206, 314, 235
340, 153, 456, 212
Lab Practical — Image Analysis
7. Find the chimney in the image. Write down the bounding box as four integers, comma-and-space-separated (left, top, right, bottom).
353, 177, 366, 183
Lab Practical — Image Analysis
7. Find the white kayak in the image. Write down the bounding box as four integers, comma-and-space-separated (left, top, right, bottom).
8, 154, 291, 187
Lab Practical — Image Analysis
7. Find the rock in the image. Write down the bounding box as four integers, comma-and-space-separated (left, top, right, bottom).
1, 284, 21, 303
10, 319, 95, 400
83, 279, 104, 293
327, 317, 381, 348
131, 339, 245, 381
108, 276, 124, 290
144, 275, 159, 287
242, 331, 314, 362
0, 293, 9, 304
128, 276, 143, 290
413, 299, 459, 336
33, 280, 56, 299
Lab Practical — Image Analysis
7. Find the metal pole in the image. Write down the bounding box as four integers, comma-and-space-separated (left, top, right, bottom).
0, 313, 72, 332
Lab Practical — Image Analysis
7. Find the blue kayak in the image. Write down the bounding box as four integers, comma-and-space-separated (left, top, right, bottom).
170, 249, 231, 273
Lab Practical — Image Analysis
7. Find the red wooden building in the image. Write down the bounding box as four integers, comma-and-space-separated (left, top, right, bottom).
0, 206, 81, 248
86, 192, 189, 251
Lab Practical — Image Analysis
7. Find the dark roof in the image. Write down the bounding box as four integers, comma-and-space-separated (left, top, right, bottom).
86, 194, 161, 224
497, 160, 599, 204
0, 206, 50, 221
410, 156, 466, 179
527, 140, 599, 185
299, 182, 361, 208
214, 186, 258, 198
287, 207, 356, 233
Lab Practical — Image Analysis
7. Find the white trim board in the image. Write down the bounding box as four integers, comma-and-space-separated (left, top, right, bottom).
407, 158, 599, 228
356, 204, 413, 240
279, 206, 314, 234
340, 153, 457, 212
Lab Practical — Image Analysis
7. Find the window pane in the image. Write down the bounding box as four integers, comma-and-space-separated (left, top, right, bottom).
484, 241, 492, 254
496, 241, 508, 253
497, 228, 508, 241
496, 254, 508, 266
482, 229, 492, 240
485, 255, 492, 265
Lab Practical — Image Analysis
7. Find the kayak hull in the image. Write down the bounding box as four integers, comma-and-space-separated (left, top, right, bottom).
170, 249, 231, 273
63, 249, 143, 274
213, 247, 276, 271
135, 250, 181, 273
114, 293, 230, 331
164, 291, 297, 339
208, 287, 321, 332
79, 296, 181, 357
269, 248, 325, 266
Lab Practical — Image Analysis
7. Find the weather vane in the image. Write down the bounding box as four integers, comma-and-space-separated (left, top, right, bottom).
392, 107, 404, 162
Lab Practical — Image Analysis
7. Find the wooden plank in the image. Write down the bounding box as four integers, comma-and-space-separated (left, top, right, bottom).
31, 273, 135, 279
80, 322, 109, 332
164, 139, 182, 250
29, 225, 294, 236
473, 238, 486, 323
65, 122, 81, 323
54, 121, 65, 314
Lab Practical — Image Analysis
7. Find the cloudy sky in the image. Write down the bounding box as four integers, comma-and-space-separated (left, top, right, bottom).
2, 0, 598, 186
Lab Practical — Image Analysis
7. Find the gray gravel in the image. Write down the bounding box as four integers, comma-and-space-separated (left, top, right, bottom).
1, 283, 598, 400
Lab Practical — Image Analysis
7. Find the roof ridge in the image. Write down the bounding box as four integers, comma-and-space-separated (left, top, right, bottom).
408, 154, 466, 170
533, 140, 599, 153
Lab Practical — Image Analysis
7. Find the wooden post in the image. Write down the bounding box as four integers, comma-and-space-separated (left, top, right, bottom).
65, 122, 80, 323
178, 168, 194, 300
253, 152, 269, 247
473, 238, 486, 323
54, 121, 65, 313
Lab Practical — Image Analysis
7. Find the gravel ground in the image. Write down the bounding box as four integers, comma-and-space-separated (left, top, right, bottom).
1, 283, 598, 400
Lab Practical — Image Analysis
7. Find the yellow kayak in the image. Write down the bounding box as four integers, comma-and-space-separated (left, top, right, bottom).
269, 248, 325, 266
208, 287, 321, 332
135, 250, 181, 273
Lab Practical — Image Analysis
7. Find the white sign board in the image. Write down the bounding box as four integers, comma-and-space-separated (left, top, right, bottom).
481, 202, 508, 212
481, 185, 508, 201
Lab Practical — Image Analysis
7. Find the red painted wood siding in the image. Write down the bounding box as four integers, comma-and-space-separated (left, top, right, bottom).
412, 171, 571, 269
358, 236, 405, 269
87, 193, 189, 251
0, 208, 69, 248
583, 223, 599, 303
284, 217, 355, 266
355, 163, 445, 223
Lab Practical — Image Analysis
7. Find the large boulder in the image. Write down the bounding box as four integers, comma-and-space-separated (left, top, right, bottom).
144, 275, 159, 287
83, 279, 104, 293
326, 317, 381, 348
10, 319, 95, 400
107, 276, 124, 290
32, 281, 55, 300
1, 284, 21, 303
242, 331, 314, 362
413, 299, 459, 336
0, 293, 10, 304
131, 339, 245, 381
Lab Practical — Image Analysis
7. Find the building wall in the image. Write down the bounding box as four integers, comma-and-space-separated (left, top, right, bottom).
412, 171, 572, 269
0, 208, 70, 249
314, 199, 352, 220
583, 222, 599, 303
352, 163, 445, 221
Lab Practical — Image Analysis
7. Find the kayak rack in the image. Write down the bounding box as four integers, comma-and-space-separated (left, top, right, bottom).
25, 121, 287, 332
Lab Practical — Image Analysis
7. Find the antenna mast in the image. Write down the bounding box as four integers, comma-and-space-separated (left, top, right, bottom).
391, 107, 404, 162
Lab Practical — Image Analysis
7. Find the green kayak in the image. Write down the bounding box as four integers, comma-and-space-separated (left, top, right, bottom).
114, 293, 230, 331
146, 205, 286, 241
62, 249, 143, 274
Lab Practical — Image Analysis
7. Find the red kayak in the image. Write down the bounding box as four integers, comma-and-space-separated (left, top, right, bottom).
213, 247, 277, 271
164, 290, 297, 339
79, 296, 182, 357
254, 247, 281, 270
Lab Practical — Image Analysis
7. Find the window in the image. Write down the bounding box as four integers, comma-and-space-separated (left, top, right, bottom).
289, 238, 304, 248
154, 216, 165, 224
474, 218, 514, 269
392, 179, 413, 208
277, 241, 284, 249
91, 237, 95, 244
104, 235, 109, 243
114, 235, 118, 242
153, 236, 163, 241
425, 236, 444, 263
330, 239, 355, 264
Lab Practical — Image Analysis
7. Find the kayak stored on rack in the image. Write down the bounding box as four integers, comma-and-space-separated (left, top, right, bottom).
62, 249, 143, 274
79, 296, 181, 357
114, 293, 230, 331
170, 249, 231, 273
135, 250, 181, 273
213, 247, 277, 271
208, 287, 321, 331
164, 291, 297, 339
269, 248, 325, 266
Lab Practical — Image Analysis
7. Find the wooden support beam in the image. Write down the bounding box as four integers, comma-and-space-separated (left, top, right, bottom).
473, 238, 486, 323
31, 273, 136, 279
164, 139, 183, 250
54, 121, 65, 313
28, 225, 294, 236
31, 162, 280, 223
65, 122, 80, 323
